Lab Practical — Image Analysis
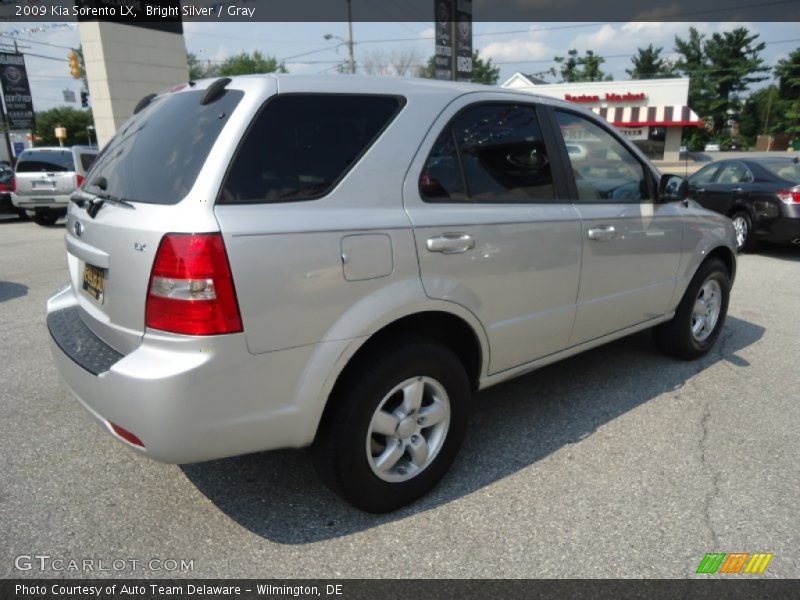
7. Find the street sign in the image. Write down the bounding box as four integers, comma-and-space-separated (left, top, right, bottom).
63, 89, 77, 103
434, 0, 453, 80
433, 0, 472, 81
455, 0, 472, 81
0, 52, 35, 130
13, 141, 23, 156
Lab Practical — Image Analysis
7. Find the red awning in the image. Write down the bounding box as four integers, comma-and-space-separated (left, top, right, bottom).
591, 105, 703, 127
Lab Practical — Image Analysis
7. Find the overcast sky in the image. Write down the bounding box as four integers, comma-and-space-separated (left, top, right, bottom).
2, 21, 799, 112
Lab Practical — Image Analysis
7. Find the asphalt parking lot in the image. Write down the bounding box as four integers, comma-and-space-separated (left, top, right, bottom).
1, 216, 798, 579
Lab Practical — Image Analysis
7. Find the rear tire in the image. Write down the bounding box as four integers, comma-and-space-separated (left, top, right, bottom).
653, 258, 730, 360
16, 209, 30, 221
730, 211, 755, 253
312, 337, 470, 513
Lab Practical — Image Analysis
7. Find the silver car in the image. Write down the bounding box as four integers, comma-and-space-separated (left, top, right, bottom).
47, 75, 737, 512
13, 145, 98, 226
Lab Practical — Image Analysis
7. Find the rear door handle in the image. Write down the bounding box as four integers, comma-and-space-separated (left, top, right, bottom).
426, 233, 475, 254
587, 225, 617, 242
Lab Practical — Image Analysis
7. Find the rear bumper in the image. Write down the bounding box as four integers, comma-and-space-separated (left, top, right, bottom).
47, 286, 341, 463
12, 192, 71, 209
763, 207, 800, 242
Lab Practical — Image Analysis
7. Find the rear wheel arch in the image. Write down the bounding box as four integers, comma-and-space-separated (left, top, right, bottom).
332, 311, 484, 397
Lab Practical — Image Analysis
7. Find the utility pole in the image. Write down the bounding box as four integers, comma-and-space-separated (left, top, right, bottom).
346, 0, 355, 74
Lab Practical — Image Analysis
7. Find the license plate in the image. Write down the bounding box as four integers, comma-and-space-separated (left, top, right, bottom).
82, 264, 105, 303
32, 181, 54, 189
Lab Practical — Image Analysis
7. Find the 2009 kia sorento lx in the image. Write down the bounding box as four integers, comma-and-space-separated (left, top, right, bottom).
48, 75, 736, 513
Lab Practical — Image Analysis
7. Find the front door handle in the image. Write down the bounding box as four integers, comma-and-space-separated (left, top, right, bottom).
426, 233, 475, 254
587, 225, 617, 242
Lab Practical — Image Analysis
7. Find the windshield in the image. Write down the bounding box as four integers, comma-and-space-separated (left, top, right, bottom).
85, 88, 243, 204
760, 160, 800, 184
16, 150, 75, 173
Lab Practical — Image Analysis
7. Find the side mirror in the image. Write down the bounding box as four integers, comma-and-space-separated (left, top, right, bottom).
658, 173, 688, 203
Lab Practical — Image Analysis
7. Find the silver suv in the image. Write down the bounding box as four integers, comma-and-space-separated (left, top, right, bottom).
47, 76, 736, 512
13, 146, 98, 225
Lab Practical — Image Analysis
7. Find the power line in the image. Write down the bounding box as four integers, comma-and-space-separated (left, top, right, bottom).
0, 33, 73, 50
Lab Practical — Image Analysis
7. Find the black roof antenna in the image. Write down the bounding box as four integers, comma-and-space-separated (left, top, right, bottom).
133, 93, 157, 114
201, 78, 232, 105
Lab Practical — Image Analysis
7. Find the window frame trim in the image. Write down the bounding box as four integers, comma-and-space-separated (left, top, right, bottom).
216, 92, 407, 206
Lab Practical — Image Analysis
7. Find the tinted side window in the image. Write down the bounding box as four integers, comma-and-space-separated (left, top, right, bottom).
556, 111, 650, 202
690, 164, 720, 185
80, 153, 96, 172
716, 163, 753, 184
421, 103, 555, 204
16, 150, 75, 172
220, 94, 403, 204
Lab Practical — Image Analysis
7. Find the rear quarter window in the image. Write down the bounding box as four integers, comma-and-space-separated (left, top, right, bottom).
219, 94, 404, 204
16, 150, 75, 173
79, 153, 96, 172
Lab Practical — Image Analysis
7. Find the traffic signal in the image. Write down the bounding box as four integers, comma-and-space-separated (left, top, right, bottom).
80, 91, 89, 108
68, 50, 82, 79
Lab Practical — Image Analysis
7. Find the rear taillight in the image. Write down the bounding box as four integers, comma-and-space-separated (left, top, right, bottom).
10, 177, 15, 192
0, 182, 8, 192
76, 174, 85, 188
777, 187, 800, 204
145, 233, 243, 335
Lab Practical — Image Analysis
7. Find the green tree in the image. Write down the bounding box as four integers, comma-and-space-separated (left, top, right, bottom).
417, 50, 499, 84
738, 85, 786, 145
554, 49, 612, 82
33, 107, 94, 146
216, 51, 287, 77
626, 44, 677, 79
675, 27, 768, 136
775, 48, 800, 139
470, 50, 500, 84
187, 52, 217, 80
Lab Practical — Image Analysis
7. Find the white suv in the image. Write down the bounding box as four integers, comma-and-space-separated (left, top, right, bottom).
47, 76, 736, 512
12, 146, 98, 225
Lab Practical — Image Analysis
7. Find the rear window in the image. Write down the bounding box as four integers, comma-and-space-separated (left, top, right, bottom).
16, 150, 75, 173
760, 160, 800, 183
219, 94, 404, 204
85, 88, 243, 204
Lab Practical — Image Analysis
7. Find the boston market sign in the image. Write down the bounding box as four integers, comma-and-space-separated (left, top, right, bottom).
564, 92, 648, 103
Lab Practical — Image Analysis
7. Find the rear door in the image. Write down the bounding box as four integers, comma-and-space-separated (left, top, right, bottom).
551, 109, 684, 345
14, 149, 77, 199
404, 96, 582, 374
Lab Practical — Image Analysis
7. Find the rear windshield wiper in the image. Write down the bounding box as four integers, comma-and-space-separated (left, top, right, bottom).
71, 177, 134, 218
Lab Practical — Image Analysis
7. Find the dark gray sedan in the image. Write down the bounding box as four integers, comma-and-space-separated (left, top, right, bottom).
688, 156, 800, 251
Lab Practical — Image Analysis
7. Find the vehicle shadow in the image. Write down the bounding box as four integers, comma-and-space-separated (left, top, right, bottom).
0, 281, 28, 303
181, 315, 764, 545
754, 242, 800, 262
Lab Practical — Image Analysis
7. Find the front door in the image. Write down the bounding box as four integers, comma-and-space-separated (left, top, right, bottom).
552, 109, 685, 345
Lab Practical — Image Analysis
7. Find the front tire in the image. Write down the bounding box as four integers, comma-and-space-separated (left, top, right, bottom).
653, 258, 730, 360
730, 211, 754, 253
312, 338, 470, 513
